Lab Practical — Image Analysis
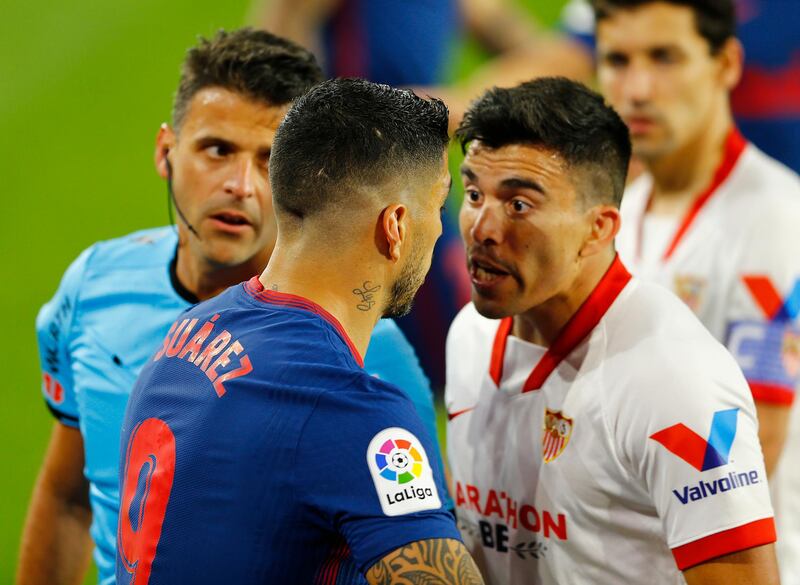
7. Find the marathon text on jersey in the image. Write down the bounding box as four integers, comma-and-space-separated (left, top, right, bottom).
455, 481, 568, 541
154, 313, 253, 397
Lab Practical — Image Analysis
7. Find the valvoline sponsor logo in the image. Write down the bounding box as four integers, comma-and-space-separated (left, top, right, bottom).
649, 408, 762, 504
650, 408, 739, 472
672, 470, 761, 505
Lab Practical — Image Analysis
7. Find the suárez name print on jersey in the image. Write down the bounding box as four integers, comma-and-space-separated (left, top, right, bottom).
118, 280, 460, 584
153, 312, 253, 397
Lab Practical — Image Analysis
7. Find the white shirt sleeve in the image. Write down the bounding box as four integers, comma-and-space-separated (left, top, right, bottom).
613, 335, 775, 570
724, 174, 800, 405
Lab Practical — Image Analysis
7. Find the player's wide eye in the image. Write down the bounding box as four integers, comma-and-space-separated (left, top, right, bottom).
466, 189, 481, 203
207, 144, 231, 158
510, 199, 532, 213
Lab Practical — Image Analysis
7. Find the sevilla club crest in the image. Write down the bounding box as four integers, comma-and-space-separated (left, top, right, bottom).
674, 274, 707, 314
542, 409, 573, 463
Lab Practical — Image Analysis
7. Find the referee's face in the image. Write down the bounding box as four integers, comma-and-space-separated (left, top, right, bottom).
156, 87, 289, 270
459, 142, 591, 320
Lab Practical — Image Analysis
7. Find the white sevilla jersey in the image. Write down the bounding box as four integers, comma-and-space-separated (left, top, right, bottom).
616, 129, 800, 582
446, 258, 775, 585
618, 130, 800, 406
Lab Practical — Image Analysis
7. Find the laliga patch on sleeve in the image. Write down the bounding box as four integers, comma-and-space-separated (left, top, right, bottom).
367, 427, 442, 516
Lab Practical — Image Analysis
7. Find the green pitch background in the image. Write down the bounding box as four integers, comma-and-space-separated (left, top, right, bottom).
0, 1, 567, 581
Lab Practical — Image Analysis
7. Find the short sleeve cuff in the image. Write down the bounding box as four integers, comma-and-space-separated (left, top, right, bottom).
353, 514, 463, 575
46, 402, 80, 428
671, 517, 776, 570
750, 381, 795, 405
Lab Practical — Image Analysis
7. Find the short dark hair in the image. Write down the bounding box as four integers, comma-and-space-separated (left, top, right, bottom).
455, 77, 631, 206
592, 0, 736, 54
270, 78, 449, 219
173, 28, 323, 130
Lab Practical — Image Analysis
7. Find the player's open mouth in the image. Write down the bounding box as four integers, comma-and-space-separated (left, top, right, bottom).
208, 211, 252, 232
469, 258, 509, 287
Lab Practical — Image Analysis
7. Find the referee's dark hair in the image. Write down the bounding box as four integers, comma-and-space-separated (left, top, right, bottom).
455, 77, 631, 208
591, 0, 736, 55
172, 27, 323, 132
270, 78, 449, 220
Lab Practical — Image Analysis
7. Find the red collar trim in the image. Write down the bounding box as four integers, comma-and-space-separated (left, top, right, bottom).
244, 277, 364, 367
489, 256, 632, 392
639, 128, 747, 262
489, 317, 514, 387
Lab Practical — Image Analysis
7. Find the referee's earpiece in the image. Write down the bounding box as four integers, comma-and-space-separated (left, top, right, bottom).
165, 156, 201, 240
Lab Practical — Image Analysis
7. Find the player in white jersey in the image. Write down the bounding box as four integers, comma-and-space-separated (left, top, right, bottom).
617, 137, 800, 402
592, 1, 800, 581
447, 77, 779, 584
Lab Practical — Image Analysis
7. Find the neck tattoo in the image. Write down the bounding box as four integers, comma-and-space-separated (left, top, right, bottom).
353, 281, 381, 311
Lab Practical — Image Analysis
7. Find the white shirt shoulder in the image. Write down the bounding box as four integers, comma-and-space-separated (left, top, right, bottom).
723, 144, 800, 228
594, 280, 772, 552
600, 279, 754, 433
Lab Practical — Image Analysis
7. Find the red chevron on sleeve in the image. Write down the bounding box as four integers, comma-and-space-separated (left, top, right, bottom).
742, 276, 783, 320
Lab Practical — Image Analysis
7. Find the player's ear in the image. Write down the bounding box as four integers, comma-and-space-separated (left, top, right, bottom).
580, 205, 620, 258
717, 37, 743, 91
379, 203, 408, 262
155, 123, 176, 179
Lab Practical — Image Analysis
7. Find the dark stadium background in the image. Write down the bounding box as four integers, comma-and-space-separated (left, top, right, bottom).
0, 0, 567, 581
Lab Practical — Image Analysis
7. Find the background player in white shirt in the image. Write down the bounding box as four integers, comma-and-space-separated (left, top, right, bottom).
446, 77, 778, 584
592, 1, 800, 580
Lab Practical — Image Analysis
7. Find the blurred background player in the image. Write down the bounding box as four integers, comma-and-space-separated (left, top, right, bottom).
117, 78, 482, 585
252, 0, 592, 388
590, 0, 800, 580
446, 77, 778, 584
19, 28, 446, 585
562, 0, 800, 174
252, 0, 593, 120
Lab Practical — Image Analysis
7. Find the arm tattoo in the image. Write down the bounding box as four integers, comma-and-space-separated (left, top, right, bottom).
366, 538, 484, 585
352, 281, 381, 311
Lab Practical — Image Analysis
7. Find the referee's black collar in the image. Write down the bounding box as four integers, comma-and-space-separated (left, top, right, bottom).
169, 248, 200, 305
